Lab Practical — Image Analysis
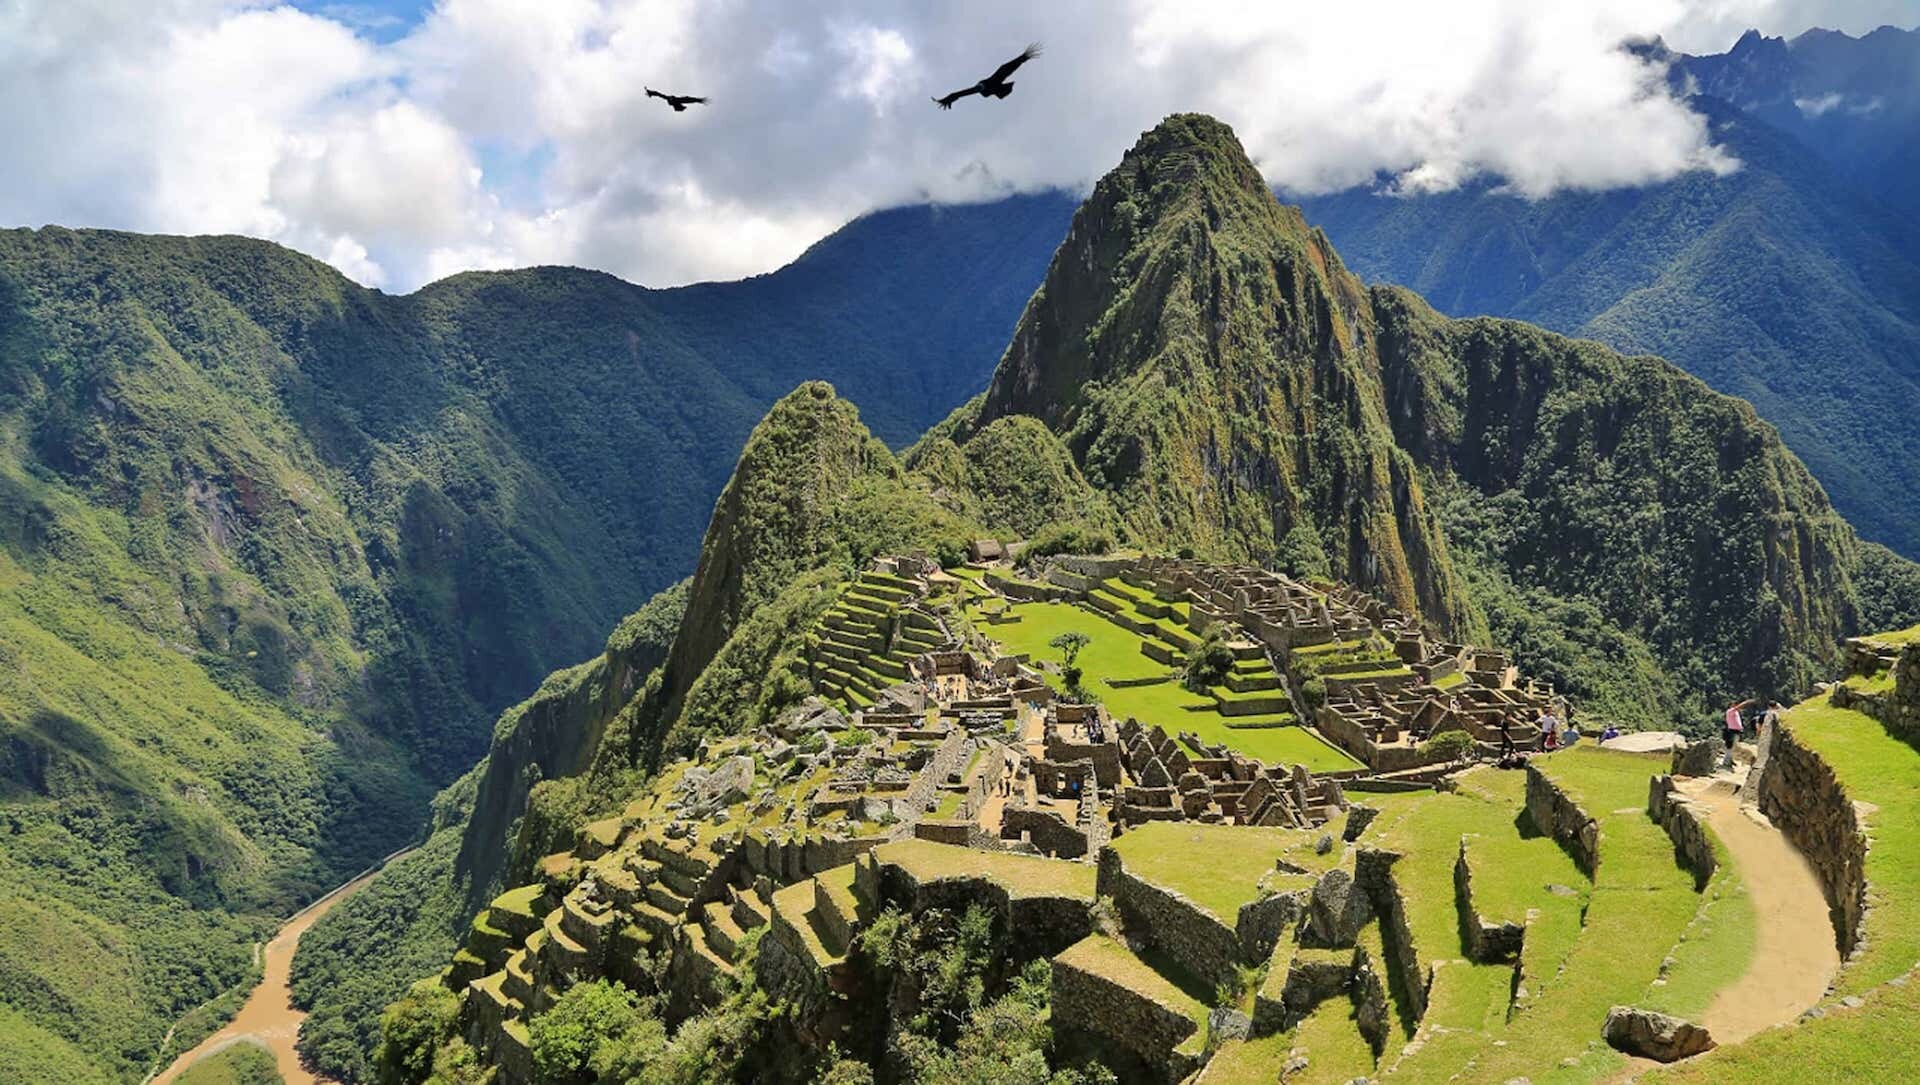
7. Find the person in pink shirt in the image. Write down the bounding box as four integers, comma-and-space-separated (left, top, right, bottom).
1723, 700, 1746, 752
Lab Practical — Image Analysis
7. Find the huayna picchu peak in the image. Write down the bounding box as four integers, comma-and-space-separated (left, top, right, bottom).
293, 112, 1920, 1085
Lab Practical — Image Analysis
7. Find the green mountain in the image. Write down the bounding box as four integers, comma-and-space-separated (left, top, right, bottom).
1298, 94, 1920, 560
352, 112, 1920, 1085
933, 114, 1907, 724
0, 196, 1063, 1081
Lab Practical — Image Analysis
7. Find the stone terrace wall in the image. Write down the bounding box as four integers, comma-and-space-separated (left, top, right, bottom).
869, 857, 1093, 962
1453, 836, 1525, 961
1356, 848, 1429, 1022
1833, 643, 1920, 743
1051, 946, 1202, 1085
1752, 721, 1869, 957
1097, 848, 1245, 989
1525, 762, 1600, 876
1646, 775, 1716, 891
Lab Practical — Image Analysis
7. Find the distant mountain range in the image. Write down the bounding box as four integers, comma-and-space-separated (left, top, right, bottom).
1297, 24, 1920, 558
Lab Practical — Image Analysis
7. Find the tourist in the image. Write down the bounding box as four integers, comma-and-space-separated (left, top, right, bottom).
1723, 700, 1746, 751
1539, 709, 1560, 751
1761, 700, 1784, 732
1600, 723, 1622, 744
1563, 721, 1581, 747
1498, 716, 1515, 756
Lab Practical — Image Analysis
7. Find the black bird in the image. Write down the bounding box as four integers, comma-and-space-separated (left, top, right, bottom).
933, 43, 1041, 109
646, 86, 708, 112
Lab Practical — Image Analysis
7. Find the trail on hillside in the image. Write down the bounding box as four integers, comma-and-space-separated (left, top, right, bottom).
150, 850, 411, 1085
1677, 776, 1839, 1043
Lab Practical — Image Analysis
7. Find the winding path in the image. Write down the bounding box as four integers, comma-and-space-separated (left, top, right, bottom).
1676, 776, 1839, 1044
149, 849, 410, 1085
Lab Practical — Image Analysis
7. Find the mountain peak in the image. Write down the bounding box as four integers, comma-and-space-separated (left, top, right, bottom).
969, 115, 1472, 633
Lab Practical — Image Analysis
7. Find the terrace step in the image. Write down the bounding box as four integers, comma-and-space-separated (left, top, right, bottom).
701, 901, 747, 963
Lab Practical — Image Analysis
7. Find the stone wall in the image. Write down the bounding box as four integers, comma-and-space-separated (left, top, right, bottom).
1002, 805, 1091, 858
1097, 848, 1245, 989
1355, 847, 1429, 1022
1646, 775, 1716, 891
1051, 947, 1202, 1085
1525, 763, 1599, 876
1832, 643, 1920, 743
870, 857, 1092, 963
1454, 836, 1525, 961
1751, 720, 1869, 957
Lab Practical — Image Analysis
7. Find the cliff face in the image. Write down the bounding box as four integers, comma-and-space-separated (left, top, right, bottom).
970, 114, 1475, 635
1372, 285, 1862, 700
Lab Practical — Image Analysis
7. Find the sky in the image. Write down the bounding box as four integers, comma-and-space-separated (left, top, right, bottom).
1, 0, 1915, 292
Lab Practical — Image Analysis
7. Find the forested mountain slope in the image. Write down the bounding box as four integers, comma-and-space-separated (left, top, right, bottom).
1299, 67, 1920, 558
0, 194, 1065, 1081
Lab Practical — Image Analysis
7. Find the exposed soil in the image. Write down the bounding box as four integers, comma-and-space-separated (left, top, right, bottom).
150, 854, 405, 1085
1677, 776, 1840, 1043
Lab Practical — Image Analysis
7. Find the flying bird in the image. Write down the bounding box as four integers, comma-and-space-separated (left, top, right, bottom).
646, 87, 708, 112
933, 43, 1042, 110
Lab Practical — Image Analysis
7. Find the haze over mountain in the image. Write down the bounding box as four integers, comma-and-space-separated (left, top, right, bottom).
1298, 25, 1920, 558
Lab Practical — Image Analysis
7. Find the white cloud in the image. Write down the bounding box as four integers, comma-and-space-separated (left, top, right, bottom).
0, 0, 1912, 290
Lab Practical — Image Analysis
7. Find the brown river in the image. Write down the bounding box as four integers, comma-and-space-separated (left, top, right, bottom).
149, 850, 410, 1085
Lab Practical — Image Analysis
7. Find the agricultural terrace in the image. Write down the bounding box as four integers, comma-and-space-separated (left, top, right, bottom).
1106, 821, 1337, 923
1342, 748, 1728, 1083
967, 597, 1361, 772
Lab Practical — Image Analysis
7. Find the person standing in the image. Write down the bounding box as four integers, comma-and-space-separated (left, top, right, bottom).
1723, 701, 1745, 751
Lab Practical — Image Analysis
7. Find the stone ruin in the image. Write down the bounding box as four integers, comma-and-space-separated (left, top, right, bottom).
1112, 718, 1346, 829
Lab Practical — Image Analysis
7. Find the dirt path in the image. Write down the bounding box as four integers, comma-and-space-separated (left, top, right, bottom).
1676, 777, 1839, 1044
150, 849, 410, 1085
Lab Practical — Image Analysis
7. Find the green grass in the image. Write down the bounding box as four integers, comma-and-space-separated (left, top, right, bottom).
1200, 1032, 1295, 1085
1286, 994, 1379, 1084
1108, 822, 1325, 922
174, 1040, 283, 1085
1779, 698, 1920, 995
1347, 751, 1714, 1084
1860, 623, 1920, 648
977, 601, 1360, 770
1646, 969, 1920, 1083
873, 839, 1097, 901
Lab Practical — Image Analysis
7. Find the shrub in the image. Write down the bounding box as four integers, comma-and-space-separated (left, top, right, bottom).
1183, 629, 1235, 693
1420, 729, 1476, 761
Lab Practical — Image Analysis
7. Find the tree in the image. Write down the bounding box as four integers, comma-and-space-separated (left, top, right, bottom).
1182, 628, 1234, 693
528, 980, 650, 1085
1049, 632, 1091, 697
374, 979, 460, 1085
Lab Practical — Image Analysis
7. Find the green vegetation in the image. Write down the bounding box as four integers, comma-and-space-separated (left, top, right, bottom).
1107, 823, 1326, 921
1301, 94, 1920, 561
975, 601, 1359, 770
174, 1042, 282, 1085
290, 827, 470, 1082
1775, 698, 1920, 995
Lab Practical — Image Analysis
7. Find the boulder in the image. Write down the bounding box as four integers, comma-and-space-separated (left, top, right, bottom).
1671, 737, 1724, 778
1602, 1006, 1715, 1062
1307, 868, 1374, 947
1208, 1006, 1251, 1045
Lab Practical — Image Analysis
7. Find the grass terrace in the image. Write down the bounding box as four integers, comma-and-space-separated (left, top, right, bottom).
1859, 622, 1920, 648
1645, 694, 1920, 1081
872, 838, 1097, 901
1343, 749, 1714, 1083
1107, 822, 1331, 922
974, 600, 1361, 771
